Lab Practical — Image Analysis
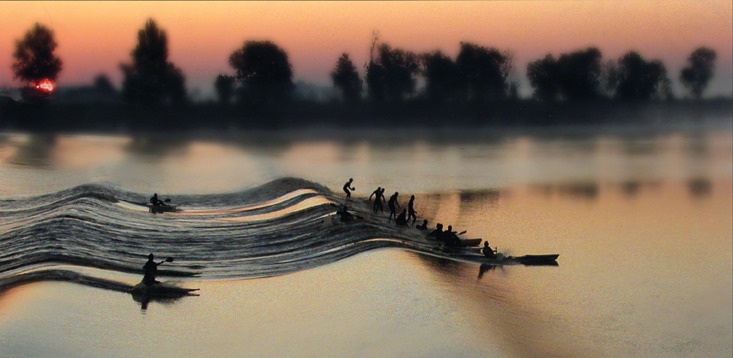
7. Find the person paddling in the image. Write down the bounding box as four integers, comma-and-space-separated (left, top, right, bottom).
142, 253, 172, 287
149, 193, 165, 206
428, 223, 444, 239
482, 241, 496, 258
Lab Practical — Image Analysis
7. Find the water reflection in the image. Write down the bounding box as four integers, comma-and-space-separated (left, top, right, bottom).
459, 189, 502, 207
688, 178, 712, 198
125, 137, 191, 160
8, 134, 57, 168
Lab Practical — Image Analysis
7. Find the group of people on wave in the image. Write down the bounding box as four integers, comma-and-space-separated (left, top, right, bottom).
341, 178, 496, 252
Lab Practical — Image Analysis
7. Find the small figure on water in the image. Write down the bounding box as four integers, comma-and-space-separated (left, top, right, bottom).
428, 223, 444, 239
142, 253, 174, 286
150, 193, 165, 206
375, 188, 386, 213
343, 178, 355, 199
407, 195, 418, 226
482, 241, 496, 258
142, 253, 161, 286
395, 209, 408, 227
416, 219, 429, 230
370, 187, 384, 213
336, 204, 356, 223
442, 225, 461, 246
387, 191, 400, 222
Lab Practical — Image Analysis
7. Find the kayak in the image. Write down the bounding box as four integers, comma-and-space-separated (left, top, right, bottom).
129, 281, 199, 299
145, 204, 180, 214
474, 254, 559, 266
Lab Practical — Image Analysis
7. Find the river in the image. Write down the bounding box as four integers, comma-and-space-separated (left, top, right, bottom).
0, 121, 731, 357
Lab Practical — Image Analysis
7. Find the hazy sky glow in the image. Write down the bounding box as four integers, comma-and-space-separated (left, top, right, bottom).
1, 1, 731, 98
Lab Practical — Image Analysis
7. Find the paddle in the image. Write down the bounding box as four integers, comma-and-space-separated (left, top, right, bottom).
158, 257, 174, 265
457, 230, 467, 235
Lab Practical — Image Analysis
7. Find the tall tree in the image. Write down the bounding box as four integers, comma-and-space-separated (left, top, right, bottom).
228, 40, 293, 105
421, 50, 460, 102
455, 42, 513, 102
214, 74, 235, 105
365, 43, 419, 102
607, 51, 671, 101
12, 23, 63, 102
527, 55, 560, 102
330, 53, 363, 102
556, 47, 603, 101
120, 19, 187, 106
680, 47, 717, 100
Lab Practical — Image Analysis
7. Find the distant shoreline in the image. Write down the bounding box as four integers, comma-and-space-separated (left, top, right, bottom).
1, 99, 730, 137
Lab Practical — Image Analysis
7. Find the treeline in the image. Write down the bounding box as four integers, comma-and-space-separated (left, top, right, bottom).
2, 20, 727, 132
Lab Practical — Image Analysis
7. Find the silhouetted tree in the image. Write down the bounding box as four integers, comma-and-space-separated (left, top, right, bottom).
421, 50, 460, 102
120, 19, 187, 106
330, 53, 363, 102
680, 47, 717, 100
455, 42, 513, 102
93, 74, 115, 92
527, 55, 560, 102
228, 40, 293, 105
555, 47, 603, 101
214, 74, 235, 104
607, 51, 671, 101
12, 23, 63, 102
365, 42, 419, 102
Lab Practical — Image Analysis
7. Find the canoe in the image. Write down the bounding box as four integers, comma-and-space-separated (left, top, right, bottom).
129, 281, 198, 299
450, 252, 559, 266
145, 204, 180, 214
510, 254, 559, 265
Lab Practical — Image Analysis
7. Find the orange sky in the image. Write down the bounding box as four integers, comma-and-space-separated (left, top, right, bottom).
1, 1, 731, 98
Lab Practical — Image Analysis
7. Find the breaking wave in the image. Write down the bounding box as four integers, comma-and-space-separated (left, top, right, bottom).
0, 178, 445, 293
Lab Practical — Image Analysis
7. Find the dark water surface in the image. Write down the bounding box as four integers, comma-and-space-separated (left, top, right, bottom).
0, 126, 731, 357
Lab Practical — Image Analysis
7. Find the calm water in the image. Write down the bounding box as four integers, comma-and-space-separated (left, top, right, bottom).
0, 124, 731, 357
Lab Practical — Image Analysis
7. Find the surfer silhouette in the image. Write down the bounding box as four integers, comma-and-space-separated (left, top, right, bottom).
343, 178, 355, 199
387, 192, 400, 222
407, 195, 418, 226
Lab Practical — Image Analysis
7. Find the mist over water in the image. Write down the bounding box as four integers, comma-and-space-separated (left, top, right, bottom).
0, 123, 731, 357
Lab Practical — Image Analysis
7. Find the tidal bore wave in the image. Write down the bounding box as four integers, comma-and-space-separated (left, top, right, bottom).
0, 178, 439, 293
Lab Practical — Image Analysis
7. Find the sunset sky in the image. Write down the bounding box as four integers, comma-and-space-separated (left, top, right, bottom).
1, 1, 731, 98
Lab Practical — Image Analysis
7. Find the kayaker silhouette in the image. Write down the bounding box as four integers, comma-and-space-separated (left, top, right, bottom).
150, 193, 164, 206
482, 241, 496, 258
142, 253, 172, 286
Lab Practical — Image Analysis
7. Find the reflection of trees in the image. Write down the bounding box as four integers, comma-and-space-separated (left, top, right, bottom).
460, 189, 502, 207
9, 134, 57, 168
124, 136, 190, 161
533, 182, 600, 201
687, 178, 712, 198
620, 181, 640, 197
558, 183, 598, 200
